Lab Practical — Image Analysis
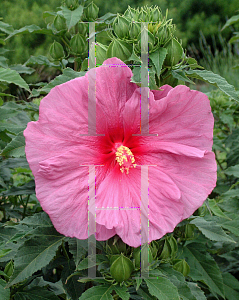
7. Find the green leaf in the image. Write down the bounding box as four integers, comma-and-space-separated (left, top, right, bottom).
135, 277, 142, 290
190, 217, 235, 243
222, 273, 239, 300
0, 21, 14, 34
61, 6, 84, 30
149, 70, 158, 90
159, 265, 197, 300
131, 65, 141, 85
1, 131, 26, 157
171, 70, 194, 84
150, 47, 167, 76
144, 277, 180, 300
43, 11, 57, 19
137, 287, 155, 299
185, 70, 239, 102
0, 56, 8, 68
0, 92, 15, 98
0, 249, 12, 259
25, 55, 60, 67
0, 279, 10, 300
229, 34, 239, 44
6, 25, 52, 39
221, 15, 239, 31
77, 254, 107, 271
0, 157, 29, 169
221, 189, 239, 201
225, 164, 239, 178
111, 285, 130, 300
0, 68, 30, 91
216, 212, 239, 237
97, 12, 116, 24
7, 227, 65, 287
182, 245, 225, 298
61, 259, 85, 300
68, 238, 88, 267
78, 285, 114, 300
10, 65, 35, 75
0, 123, 26, 135
2, 180, 35, 196
21, 212, 53, 227
187, 282, 207, 300
38, 68, 85, 94
208, 199, 231, 220
14, 286, 59, 300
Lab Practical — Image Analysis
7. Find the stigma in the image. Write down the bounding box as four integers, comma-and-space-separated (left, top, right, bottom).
115, 145, 136, 174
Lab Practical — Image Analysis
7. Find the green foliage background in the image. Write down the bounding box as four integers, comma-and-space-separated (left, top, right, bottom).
1, 0, 239, 65
0, 1, 239, 299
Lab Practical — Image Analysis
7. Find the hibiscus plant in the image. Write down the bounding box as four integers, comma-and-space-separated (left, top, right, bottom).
0, 1, 239, 300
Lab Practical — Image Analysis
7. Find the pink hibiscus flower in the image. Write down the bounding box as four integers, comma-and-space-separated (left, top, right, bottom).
24, 57, 217, 247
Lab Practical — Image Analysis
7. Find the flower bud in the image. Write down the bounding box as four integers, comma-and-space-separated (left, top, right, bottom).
95, 42, 107, 65
113, 15, 130, 39
53, 15, 66, 32
4, 260, 14, 280
136, 28, 155, 53
185, 224, 195, 239
84, 2, 99, 21
168, 235, 178, 257
173, 259, 190, 277
65, 0, 79, 11
110, 254, 134, 283
138, 9, 147, 22
78, 22, 88, 36
129, 22, 141, 40
158, 238, 171, 259
161, 72, 178, 87
107, 236, 127, 254
70, 33, 87, 55
151, 7, 161, 22
107, 39, 132, 62
124, 6, 138, 20
133, 246, 153, 268
150, 240, 158, 259
164, 38, 183, 66
159, 236, 178, 259
49, 41, 65, 60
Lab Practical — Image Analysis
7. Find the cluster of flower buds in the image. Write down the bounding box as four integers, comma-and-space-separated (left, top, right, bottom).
64, 0, 79, 11
48, 1, 99, 62
83, 1, 99, 21
109, 5, 183, 66
158, 235, 178, 260
106, 237, 165, 283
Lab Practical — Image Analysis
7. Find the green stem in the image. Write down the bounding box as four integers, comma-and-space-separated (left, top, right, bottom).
62, 241, 70, 260
74, 58, 78, 71
214, 150, 224, 171
23, 195, 30, 218
61, 37, 70, 48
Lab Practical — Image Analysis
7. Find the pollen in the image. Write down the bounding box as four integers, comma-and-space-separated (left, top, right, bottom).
115, 145, 136, 174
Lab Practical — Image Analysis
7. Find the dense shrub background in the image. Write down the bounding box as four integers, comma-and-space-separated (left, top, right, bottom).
0, 0, 238, 64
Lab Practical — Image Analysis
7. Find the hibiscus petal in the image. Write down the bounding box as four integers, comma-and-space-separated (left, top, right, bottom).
151, 151, 217, 219
87, 57, 137, 133
149, 85, 214, 151
94, 162, 182, 247
152, 84, 173, 100
35, 153, 115, 241
94, 166, 142, 246
146, 141, 206, 158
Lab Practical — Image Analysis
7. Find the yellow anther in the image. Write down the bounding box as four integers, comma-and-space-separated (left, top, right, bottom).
115, 145, 136, 174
